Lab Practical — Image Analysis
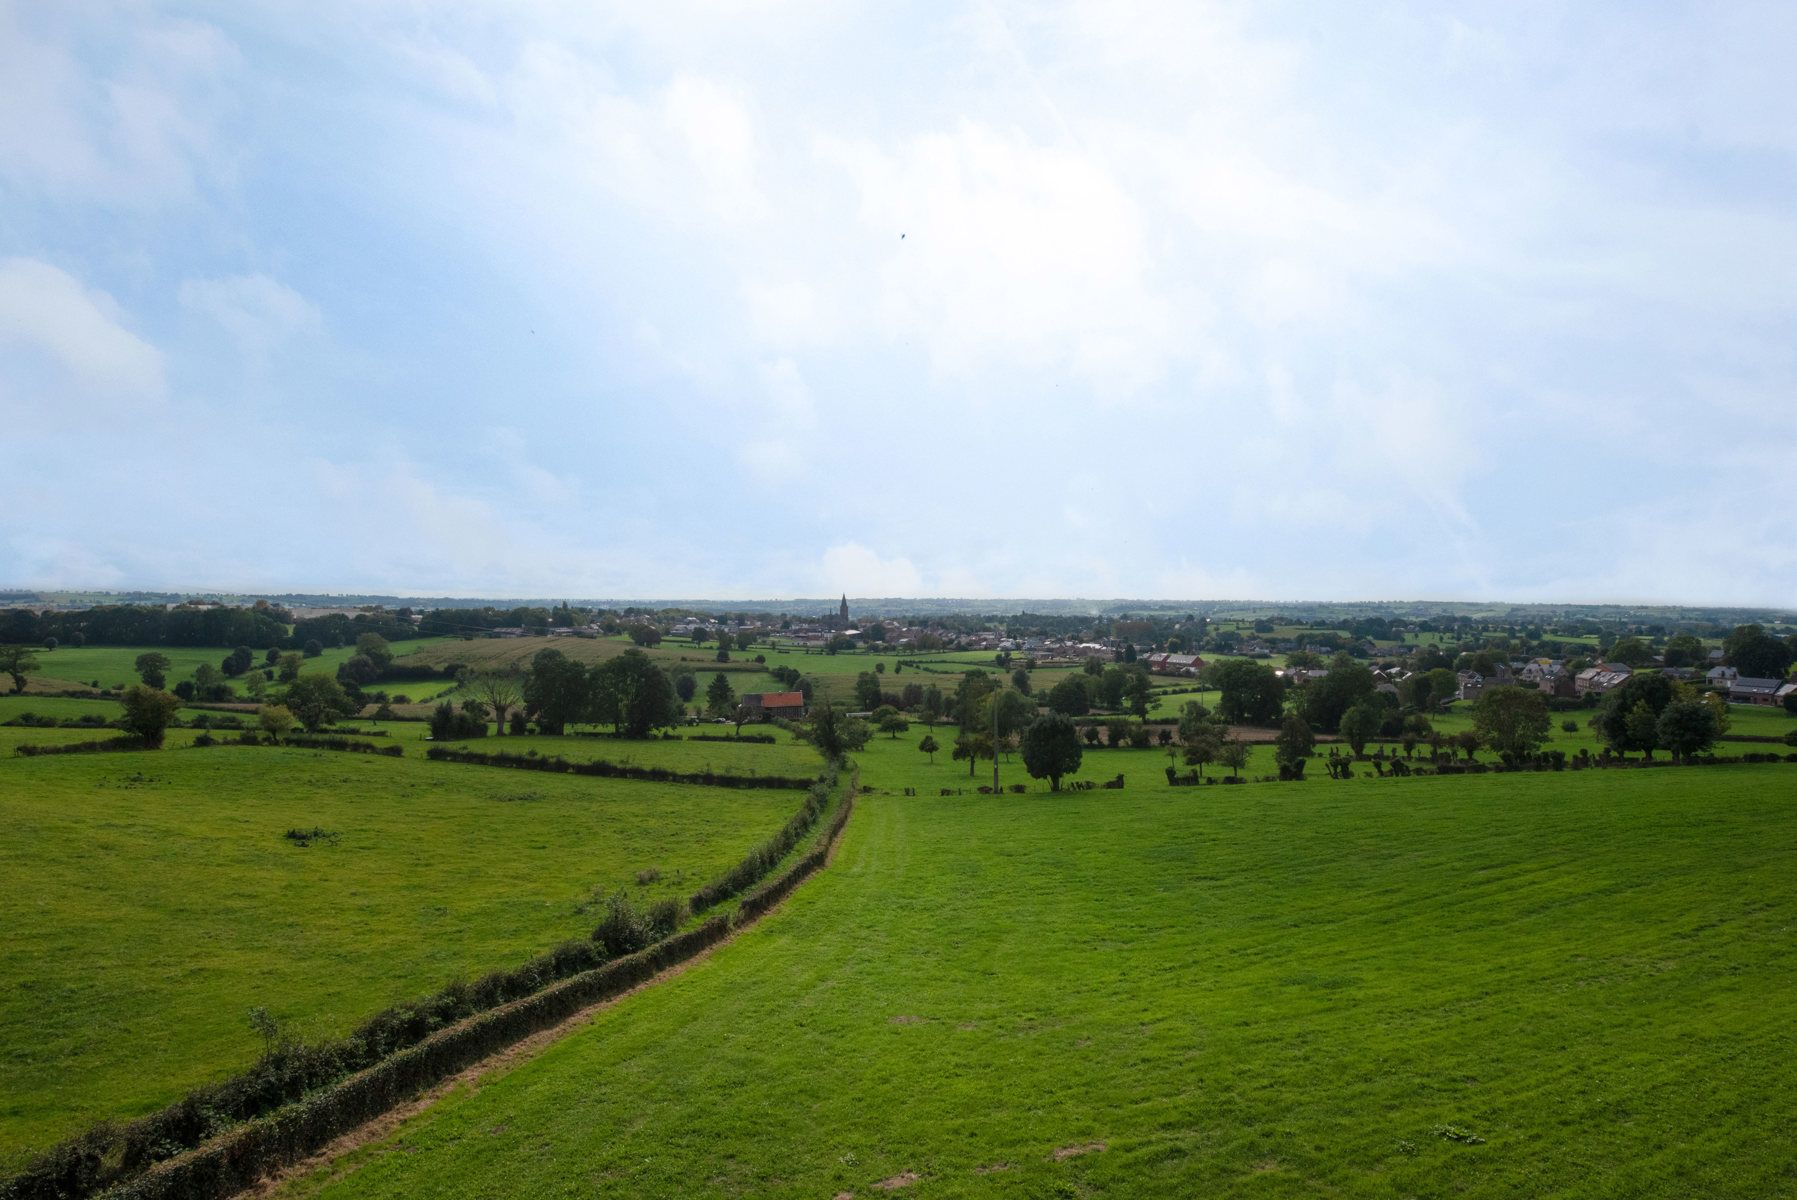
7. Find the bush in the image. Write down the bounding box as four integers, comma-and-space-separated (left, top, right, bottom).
1561, 720, 1579, 733
423, 746, 808, 789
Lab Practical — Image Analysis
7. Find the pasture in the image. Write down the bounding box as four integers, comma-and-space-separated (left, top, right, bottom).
279, 763, 1797, 1199
0, 746, 810, 1168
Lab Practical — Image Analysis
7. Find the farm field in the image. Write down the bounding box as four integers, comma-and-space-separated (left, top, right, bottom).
280, 763, 1797, 1200
0, 746, 811, 1168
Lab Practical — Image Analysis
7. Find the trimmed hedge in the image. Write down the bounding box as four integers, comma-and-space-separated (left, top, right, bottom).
689, 768, 837, 913
423, 745, 808, 790
13, 736, 146, 757
1, 765, 853, 1200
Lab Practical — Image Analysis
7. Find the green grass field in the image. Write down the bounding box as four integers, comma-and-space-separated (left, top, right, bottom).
278, 762, 1797, 1200
0, 746, 811, 1168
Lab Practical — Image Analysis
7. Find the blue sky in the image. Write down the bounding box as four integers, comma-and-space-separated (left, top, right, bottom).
2, 1, 1793, 603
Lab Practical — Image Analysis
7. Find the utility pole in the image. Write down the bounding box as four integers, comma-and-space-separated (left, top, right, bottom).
992, 684, 1000, 794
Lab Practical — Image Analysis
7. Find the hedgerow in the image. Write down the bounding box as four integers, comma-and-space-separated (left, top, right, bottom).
423, 745, 809, 789
1, 764, 854, 1200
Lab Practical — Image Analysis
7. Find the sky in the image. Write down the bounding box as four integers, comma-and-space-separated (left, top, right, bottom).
2, 1, 1794, 605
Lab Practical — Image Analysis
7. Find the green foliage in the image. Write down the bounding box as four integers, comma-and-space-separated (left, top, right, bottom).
1273, 713, 1314, 778
917, 734, 939, 763
1045, 676, 1090, 717
134, 652, 171, 689
1595, 673, 1676, 756
1338, 698, 1386, 758
1298, 656, 1375, 732
705, 673, 736, 717
283, 675, 357, 733
1725, 623, 1793, 679
0, 645, 40, 693
117, 686, 181, 748
1210, 659, 1284, 725
1470, 685, 1551, 759
1656, 699, 1720, 761
1020, 713, 1082, 791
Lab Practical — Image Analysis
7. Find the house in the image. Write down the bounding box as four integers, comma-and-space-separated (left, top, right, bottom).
1144, 652, 1205, 677
1518, 659, 1577, 698
1457, 671, 1485, 701
1728, 677, 1785, 706
1776, 682, 1797, 708
1707, 665, 1739, 689
1574, 664, 1632, 695
740, 691, 807, 720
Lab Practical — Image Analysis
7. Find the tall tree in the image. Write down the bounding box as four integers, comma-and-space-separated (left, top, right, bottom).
704, 671, 736, 716
464, 669, 525, 734
525, 648, 592, 735
0, 645, 40, 693
118, 685, 182, 748
1338, 698, 1386, 759
1470, 685, 1551, 759
1656, 699, 1719, 762
1209, 659, 1284, 725
853, 671, 884, 711
283, 675, 357, 732
590, 649, 679, 737
1021, 713, 1083, 791
1273, 713, 1315, 778
134, 651, 172, 689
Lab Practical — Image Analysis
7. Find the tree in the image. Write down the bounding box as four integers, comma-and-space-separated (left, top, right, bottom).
1182, 719, 1223, 781
1217, 734, 1250, 782
1607, 636, 1652, 668
1470, 685, 1551, 759
589, 650, 679, 737
1338, 699, 1386, 759
1656, 699, 1719, 762
118, 685, 182, 747
1011, 667, 1031, 695
672, 669, 697, 703
465, 670, 524, 734
0, 645, 40, 693
952, 733, 994, 777
1595, 673, 1677, 756
1623, 700, 1660, 760
1725, 623, 1794, 679
808, 697, 862, 765
707, 672, 737, 717
920, 685, 944, 725
1046, 676, 1091, 717
1021, 713, 1083, 791
355, 632, 393, 670
954, 671, 998, 731
337, 654, 380, 686
134, 651, 172, 689
1210, 659, 1284, 725
1661, 633, 1706, 668
876, 707, 910, 738
1298, 656, 1375, 732
192, 663, 231, 701
626, 623, 663, 647
302, 639, 323, 658
284, 675, 357, 732
1273, 713, 1314, 779
853, 671, 884, 711
258, 704, 296, 741
918, 733, 940, 763
522, 649, 591, 735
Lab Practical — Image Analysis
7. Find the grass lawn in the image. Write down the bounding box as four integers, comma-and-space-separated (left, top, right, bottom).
0, 746, 812, 1168
280, 762, 1797, 1200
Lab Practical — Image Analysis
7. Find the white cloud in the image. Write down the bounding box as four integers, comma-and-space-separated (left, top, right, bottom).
0, 257, 165, 398
180, 273, 323, 355
818, 543, 925, 596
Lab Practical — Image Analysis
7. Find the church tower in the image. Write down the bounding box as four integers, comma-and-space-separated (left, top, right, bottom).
839, 594, 850, 628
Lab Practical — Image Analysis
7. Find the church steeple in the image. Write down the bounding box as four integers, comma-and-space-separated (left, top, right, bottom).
839, 594, 850, 627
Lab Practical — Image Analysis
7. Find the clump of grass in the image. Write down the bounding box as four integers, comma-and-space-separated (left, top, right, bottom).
282, 827, 340, 847
635, 866, 662, 886
1431, 1124, 1485, 1145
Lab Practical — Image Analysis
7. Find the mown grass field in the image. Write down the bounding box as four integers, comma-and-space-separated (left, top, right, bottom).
0, 746, 811, 1168
280, 762, 1797, 1200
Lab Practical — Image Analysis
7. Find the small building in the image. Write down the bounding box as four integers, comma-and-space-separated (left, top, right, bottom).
1728, 677, 1785, 706
1144, 652, 1205, 677
1707, 665, 1740, 689
740, 691, 807, 721
1575, 664, 1632, 695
